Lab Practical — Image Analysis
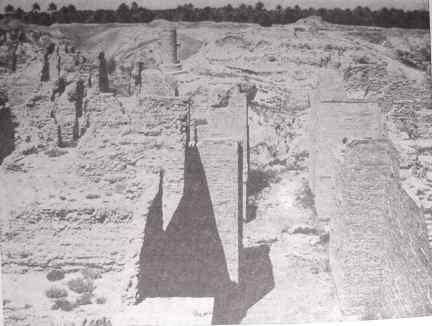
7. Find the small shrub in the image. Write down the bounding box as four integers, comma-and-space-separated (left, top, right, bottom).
46, 269, 65, 281
95, 296, 107, 304
45, 286, 68, 299
75, 293, 93, 306
295, 181, 315, 209
67, 277, 94, 294
45, 148, 68, 158
81, 267, 102, 280
51, 298, 74, 312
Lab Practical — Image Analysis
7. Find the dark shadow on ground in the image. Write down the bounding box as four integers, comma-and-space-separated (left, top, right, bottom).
246, 168, 277, 223
212, 244, 274, 324
0, 107, 17, 164
136, 146, 274, 324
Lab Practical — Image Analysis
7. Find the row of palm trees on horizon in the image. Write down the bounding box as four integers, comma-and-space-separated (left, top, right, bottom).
2, 1, 430, 29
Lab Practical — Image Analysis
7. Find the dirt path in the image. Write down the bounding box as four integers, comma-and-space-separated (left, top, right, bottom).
241, 172, 342, 323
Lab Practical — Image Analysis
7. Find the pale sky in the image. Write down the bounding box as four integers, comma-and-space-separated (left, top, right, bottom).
1, 0, 429, 12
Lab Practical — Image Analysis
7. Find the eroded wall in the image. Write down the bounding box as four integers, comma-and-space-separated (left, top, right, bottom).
309, 99, 383, 222
331, 140, 432, 318
191, 85, 249, 283
197, 139, 243, 283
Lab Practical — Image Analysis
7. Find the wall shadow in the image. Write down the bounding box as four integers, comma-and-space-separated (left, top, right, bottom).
136, 146, 274, 324
212, 244, 275, 324
0, 107, 17, 164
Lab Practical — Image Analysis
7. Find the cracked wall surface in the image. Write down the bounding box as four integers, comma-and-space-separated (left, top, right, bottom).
310, 70, 383, 222
310, 70, 432, 319
191, 85, 249, 283
331, 139, 432, 318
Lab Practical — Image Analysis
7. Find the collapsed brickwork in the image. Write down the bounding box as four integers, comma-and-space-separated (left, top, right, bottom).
331, 140, 432, 318
310, 69, 432, 318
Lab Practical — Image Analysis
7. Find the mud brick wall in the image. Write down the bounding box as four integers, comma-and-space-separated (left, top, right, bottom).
197, 139, 243, 283
78, 93, 131, 183
317, 68, 346, 102
55, 93, 78, 147
309, 99, 383, 222
2, 207, 135, 274
192, 85, 249, 221
190, 85, 248, 283
331, 139, 432, 318
160, 28, 178, 65
133, 96, 189, 228
82, 94, 189, 227
139, 69, 178, 98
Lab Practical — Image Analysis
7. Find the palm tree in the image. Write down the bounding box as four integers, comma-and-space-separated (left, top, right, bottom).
131, 1, 139, 12
4, 4, 15, 15
32, 2, 41, 13
14, 7, 25, 19
48, 2, 57, 12
255, 2, 264, 11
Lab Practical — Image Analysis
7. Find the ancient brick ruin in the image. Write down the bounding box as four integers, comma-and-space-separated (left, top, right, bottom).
54, 81, 88, 147
159, 27, 182, 72
310, 99, 383, 221
131, 83, 249, 288
310, 69, 432, 318
190, 85, 250, 283
331, 139, 432, 318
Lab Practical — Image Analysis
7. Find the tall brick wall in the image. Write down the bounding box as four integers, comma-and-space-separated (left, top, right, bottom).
192, 85, 249, 215
133, 96, 189, 228
330, 139, 432, 318
197, 139, 243, 283
309, 99, 383, 222
160, 28, 178, 65
190, 84, 249, 283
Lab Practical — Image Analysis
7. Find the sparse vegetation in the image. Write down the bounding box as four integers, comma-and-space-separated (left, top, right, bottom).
51, 298, 74, 311
46, 269, 65, 281
67, 277, 95, 294
295, 181, 315, 210
45, 286, 68, 298
75, 293, 93, 306
95, 296, 107, 304
45, 148, 68, 158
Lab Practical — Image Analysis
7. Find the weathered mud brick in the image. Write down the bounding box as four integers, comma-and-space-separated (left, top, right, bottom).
55, 93, 78, 147
135, 97, 189, 228
331, 139, 432, 318
310, 96, 382, 222
192, 85, 249, 222
198, 139, 243, 283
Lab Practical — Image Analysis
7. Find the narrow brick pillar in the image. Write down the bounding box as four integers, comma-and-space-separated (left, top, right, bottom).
160, 27, 179, 65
